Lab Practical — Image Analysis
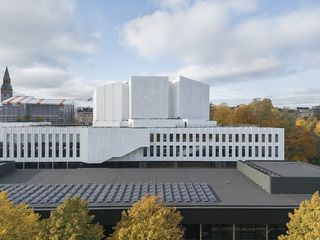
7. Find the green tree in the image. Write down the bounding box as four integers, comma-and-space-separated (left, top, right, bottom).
278, 191, 320, 240
45, 197, 104, 240
109, 195, 184, 240
0, 191, 44, 240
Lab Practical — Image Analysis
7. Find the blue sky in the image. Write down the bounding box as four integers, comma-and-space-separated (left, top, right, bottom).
0, 0, 320, 107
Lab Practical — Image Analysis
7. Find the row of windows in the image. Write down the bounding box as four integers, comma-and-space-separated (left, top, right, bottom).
150, 133, 279, 143
0, 133, 81, 159
143, 145, 279, 158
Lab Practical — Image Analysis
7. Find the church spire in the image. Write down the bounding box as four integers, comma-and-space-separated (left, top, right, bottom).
3, 66, 10, 81
1, 66, 13, 102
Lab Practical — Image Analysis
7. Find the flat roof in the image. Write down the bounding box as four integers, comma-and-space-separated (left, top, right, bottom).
0, 168, 310, 209
249, 161, 320, 177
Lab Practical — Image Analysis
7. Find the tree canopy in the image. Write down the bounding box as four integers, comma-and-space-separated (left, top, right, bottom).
279, 191, 320, 240
108, 195, 184, 240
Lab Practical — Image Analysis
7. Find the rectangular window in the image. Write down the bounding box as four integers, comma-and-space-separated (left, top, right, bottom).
242, 134, 245, 142
55, 134, 59, 158
228, 134, 232, 142
196, 146, 200, 157
228, 146, 232, 157
176, 146, 180, 157
62, 134, 66, 158
76, 134, 80, 158
0, 142, 3, 158
215, 146, 219, 157
34, 134, 38, 158
20, 134, 24, 158
275, 146, 279, 158
262, 146, 266, 157
262, 134, 265, 142
170, 134, 173, 142
235, 134, 239, 142
215, 134, 219, 142
255, 146, 259, 158
189, 146, 193, 157
163, 134, 167, 142
209, 134, 213, 142
27, 134, 31, 158
209, 146, 213, 157
242, 146, 246, 157
156, 133, 160, 142
49, 134, 53, 158
249, 146, 252, 157
183, 134, 187, 142
69, 134, 73, 157
275, 134, 279, 143
163, 145, 167, 157
222, 134, 226, 142
249, 134, 252, 142
170, 146, 173, 157
268, 146, 272, 157
156, 145, 160, 157
13, 134, 17, 158
196, 134, 199, 142
150, 134, 154, 142
41, 134, 46, 158
183, 145, 187, 157
202, 134, 206, 142
143, 147, 147, 157
176, 134, 180, 142
6, 134, 10, 158
222, 146, 226, 157
255, 134, 259, 142
189, 134, 193, 142
202, 146, 206, 157
268, 134, 272, 143
150, 146, 154, 157
235, 146, 239, 157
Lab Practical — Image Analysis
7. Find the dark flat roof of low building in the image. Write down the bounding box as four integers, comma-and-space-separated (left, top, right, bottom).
0, 167, 311, 209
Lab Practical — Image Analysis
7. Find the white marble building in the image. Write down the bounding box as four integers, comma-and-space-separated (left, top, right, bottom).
0, 76, 284, 164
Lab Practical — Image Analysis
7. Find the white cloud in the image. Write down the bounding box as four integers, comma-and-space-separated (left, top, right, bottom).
121, 0, 320, 85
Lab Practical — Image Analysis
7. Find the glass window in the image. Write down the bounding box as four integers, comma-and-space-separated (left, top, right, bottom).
170, 134, 173, 142
222, 134, 226, 142
249, 134, 252, 142
275, 134, 279, 143
255, 134, 259, 142
206, 224, 233, 240
176, 134, 180, 142
49, 134, 53, 158
163, 134, 167, 142
189, 146, 193, 157
13, 134, 17, 158
268, 134, 272, 143
0, 142, 3, 158
156, 133, 160, 142
235, 146, 239, 157
228, 146, 232, 157
202, 146, 206, 157
235, 134, 239, 142
262, 134, 265, 142
255, 146, 259, 158
143, 147, 147, 157
209, 134, 213, 142
150, 134, 154, 142
202, 134, 206, 142
183, 134, 187, 142
20, 134, 24, 158
76, 134, 80, 158
6, 134, 10, 158
62, 134, 66, 157
189, 134, 193, 142
183, 146, 187, 157
242, 146, 246, 157
150, 146, 154, 157
196, 134, 199, 142
268, 146, 272, 157
209, 146, 213, 157
156, 145, 160, 157
236, 224, 266, 240
163, 145, 167, 157
34, 134, 38, 158
170, 146, 173, 157
196, 146, 200, 157
228, 134, 232, 142
215, 134, 219, 142
176, 146, 180, 157
242, 134, 245, 142
27, 134, 32, 158
222, 146, 226, 157
262, 146, 265, 157
215, 146, 219, 157
275, 146, 279, 158
249, 146, 252, 157
41, 134, 46, 158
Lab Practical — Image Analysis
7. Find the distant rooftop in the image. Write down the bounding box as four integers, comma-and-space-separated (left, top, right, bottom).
2, 96, 74, 105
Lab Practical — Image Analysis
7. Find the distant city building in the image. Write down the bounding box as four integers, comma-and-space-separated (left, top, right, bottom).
0, 96, 75, 123
76, 107, 93, 125
1, 67, 13, 102
310, 105, 320, 118
296, 107, 311, 118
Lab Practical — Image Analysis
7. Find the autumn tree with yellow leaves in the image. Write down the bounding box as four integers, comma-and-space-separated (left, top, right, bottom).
0, 191, 44, 240
108, 195, 184, 240
278, 191, 320, 240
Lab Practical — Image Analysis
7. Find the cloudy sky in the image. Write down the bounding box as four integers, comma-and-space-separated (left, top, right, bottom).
0, 0, 319, 107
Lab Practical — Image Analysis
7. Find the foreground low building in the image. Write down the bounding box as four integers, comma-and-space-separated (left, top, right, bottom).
0, 160, 319, 240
